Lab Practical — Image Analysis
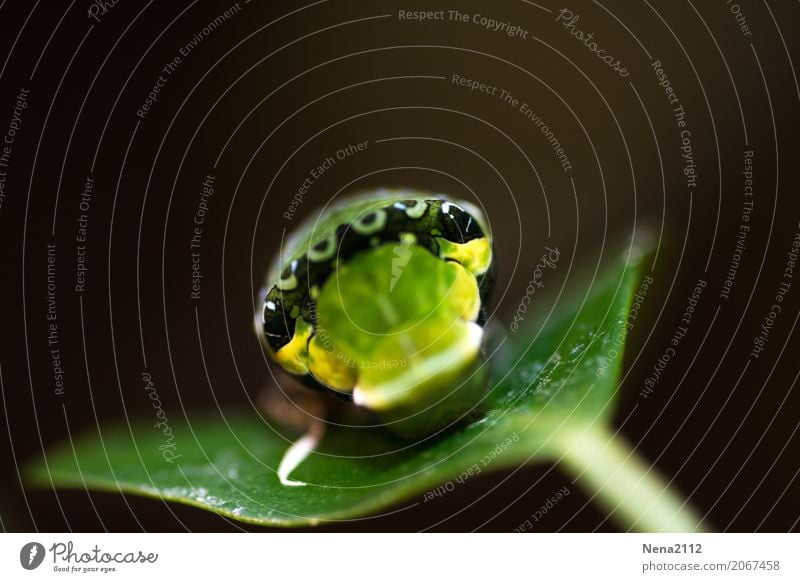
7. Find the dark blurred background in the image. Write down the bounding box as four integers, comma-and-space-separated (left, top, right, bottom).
0, 0, 798, 532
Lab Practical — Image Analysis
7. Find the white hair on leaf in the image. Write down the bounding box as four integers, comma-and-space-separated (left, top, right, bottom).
276, 415, 326, 487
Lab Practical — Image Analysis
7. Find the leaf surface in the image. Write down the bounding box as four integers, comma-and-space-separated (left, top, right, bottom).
27, 247, 646, 526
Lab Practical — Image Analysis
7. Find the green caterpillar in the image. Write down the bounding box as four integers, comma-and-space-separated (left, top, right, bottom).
257, 189, 496, 438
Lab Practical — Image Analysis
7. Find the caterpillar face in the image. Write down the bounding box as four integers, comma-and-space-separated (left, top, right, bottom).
256, 189, 496, 437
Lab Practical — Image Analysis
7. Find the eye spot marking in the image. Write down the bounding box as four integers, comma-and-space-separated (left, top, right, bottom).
308, 233, 337, 262
402, 199, 427, 219
352, 209, 387, 235
277, 261, 299, 290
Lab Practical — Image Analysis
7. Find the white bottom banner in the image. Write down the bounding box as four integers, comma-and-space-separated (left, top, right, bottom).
1, 533, 797, 581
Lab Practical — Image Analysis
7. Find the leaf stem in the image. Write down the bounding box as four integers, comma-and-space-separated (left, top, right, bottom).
555, 423, 709, 532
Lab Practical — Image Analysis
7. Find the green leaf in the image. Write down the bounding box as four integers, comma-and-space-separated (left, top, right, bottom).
27, 241, 703, 530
